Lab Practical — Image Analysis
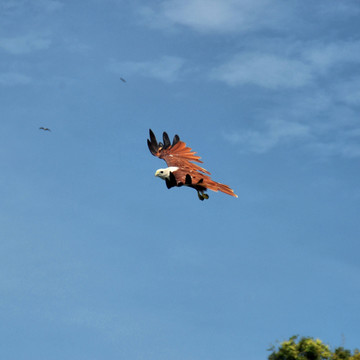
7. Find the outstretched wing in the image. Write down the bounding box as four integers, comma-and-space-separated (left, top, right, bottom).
147, 129, 210, 175
173, 167, 237, 197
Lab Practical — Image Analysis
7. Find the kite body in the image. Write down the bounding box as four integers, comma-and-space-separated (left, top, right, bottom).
147, 129, 237, 200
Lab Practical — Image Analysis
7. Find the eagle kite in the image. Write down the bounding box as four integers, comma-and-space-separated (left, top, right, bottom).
147, 129, 238, 200
39, 127, 51, 131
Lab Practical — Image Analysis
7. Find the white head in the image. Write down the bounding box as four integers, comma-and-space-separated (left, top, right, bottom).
155, 166, 179, 180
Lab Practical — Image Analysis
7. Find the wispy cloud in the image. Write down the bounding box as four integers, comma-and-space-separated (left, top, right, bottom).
224, 119, 310, 153
108, 56, 186, 83
302, 41, 360, 70
38, 0, 63, 12
211, 52, 313, 89
211, 40, 360, 89
223, 94, 360, 158
0, 0, 63, 14
0, 72, 31, 86
315, 1, 360, 18
214, 37, 360, 158
333, 77, 360, 106
140, 0, 290, 33
309, 137, 360, 159
0, 33, 51, 54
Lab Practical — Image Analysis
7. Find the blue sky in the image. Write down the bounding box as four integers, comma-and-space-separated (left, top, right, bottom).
1, 0, 360, 359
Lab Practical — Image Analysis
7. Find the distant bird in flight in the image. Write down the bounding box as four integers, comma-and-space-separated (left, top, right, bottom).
39, 127, 51, 131
120, 77, 126, 83
147, 129, 238, 200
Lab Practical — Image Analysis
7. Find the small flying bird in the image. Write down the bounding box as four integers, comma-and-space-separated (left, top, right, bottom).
39, 127, 51, 131
147, 129, 238, 200
120, 77, 126, 83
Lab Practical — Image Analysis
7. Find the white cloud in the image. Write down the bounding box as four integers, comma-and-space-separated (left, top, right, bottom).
0, 0, 63, 13
211, 40, 360, 89
303, 41, 360, 71
224, 119, 310, 153
0, 0, 26, 11
38, 0, 63, 12
63, 37, 91, 53
333, 77, 360, 106
0, 34, 51, 54
223, 99, 360, 158
108, 56, 186, 83
140, 0, 288, 33
211, 52, 314, 89
309, 139, 360, 159
0, 72, 31, 86
316, 1, 360, 18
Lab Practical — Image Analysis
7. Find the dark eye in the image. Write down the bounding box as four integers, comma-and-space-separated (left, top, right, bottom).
160, 171, 164, 173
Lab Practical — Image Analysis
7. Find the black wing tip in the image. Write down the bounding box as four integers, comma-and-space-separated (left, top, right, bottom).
148, 129, 180, 153
147, 139, 155, 155
147, 129, 159, 155
163, 132, 171, 149
172, 134, 180, 146
149, 129, 157, 143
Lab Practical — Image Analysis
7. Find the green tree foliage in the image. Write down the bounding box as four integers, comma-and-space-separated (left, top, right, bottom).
350, 350, 360, 360
268, 336, 359, 360
333, 347, 352, 360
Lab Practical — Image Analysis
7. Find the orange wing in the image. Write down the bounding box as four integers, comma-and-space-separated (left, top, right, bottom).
173, 167, 238, 197
147, 129, 210, 175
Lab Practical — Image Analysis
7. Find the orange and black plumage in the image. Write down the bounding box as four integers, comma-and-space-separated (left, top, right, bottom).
147, 129, 238, 200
